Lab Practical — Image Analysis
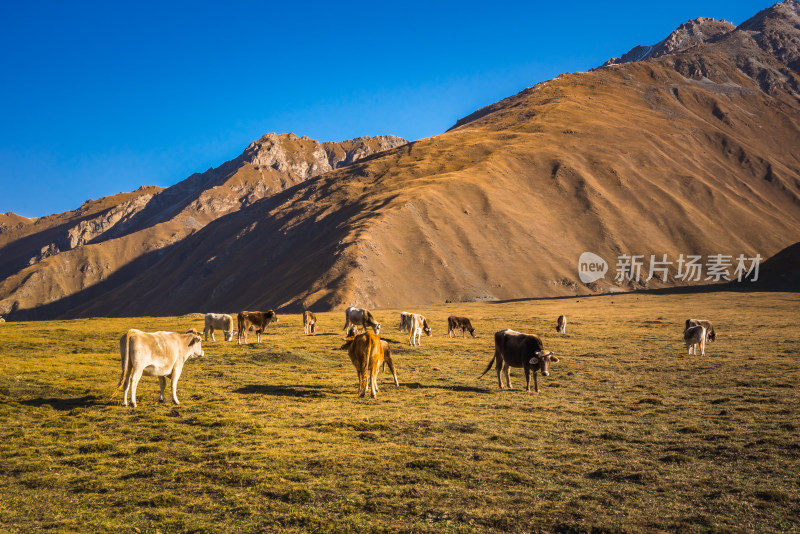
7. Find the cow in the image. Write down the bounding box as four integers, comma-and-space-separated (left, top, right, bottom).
408, 313, 432, 346
237, 310, 279, 344
343, 306, 381, 335
303, 311, 317, 334
204, 313, 234, 342
111, 329, 203, 408
684, 325, 707, 356
340, 331, 385, 398
0, 316, 4, 323
480, 329, 559, 393
685, 319, 716, 342
447, 316, 476, 338
399, 311, 413, 333
556, 315, 567, 333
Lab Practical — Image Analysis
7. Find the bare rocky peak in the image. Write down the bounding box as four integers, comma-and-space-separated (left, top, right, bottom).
602, 17, 736, 67
242, 132, 407, 180
736, 0, 800, 74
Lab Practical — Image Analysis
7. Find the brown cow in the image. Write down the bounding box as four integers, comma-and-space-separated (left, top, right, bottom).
480, 329, 559, 393
303, 311, 317, 334
237, 310, 278, 344
448, 316, 476, 338
685, 319, 716, 342
556, 315, 567, 334
340, 331, 385, 398
345, 326, 398, 386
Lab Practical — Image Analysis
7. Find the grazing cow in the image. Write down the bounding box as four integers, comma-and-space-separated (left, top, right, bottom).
685, 319, 716, 342
237, 310, 279, 344
684, 325, 707, 356
399, 312, 413, 333
340, 332, 385, 398
303, 311, 317, 334
111, 329, 203, 408
408, 313, 432, 346
447, 316, 476, 338
343, 306, 381, 335
204, 313, 234, 342
556, 315, 567, 333
480, 329, 559, 393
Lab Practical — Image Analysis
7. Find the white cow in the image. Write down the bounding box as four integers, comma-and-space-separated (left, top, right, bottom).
556, 315, 567, 334
684, 325, 707, 356
408, 313, 432, 346
343, 306, 381, 335
112, 329, 204, 408
204, 313, 234, 341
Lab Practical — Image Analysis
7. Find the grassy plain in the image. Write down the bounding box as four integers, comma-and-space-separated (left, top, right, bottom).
0, 292, 798, 533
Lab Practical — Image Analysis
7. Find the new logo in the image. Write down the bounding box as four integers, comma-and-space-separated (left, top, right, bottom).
578, 252, 608, 283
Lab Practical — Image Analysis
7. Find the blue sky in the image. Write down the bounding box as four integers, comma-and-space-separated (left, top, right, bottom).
0, 0, 777, 217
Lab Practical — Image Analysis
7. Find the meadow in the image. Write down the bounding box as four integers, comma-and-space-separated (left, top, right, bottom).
0, 291, 798, 533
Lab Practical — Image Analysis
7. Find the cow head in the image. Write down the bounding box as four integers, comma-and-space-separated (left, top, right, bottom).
707, 327, 716, 342
374, 323, 381, 335
468, 327, 477, 338
224, 330, 234, 342
267, 310, 279, 323
188, 334, 204, 358
529, 351, 558, 376
422, 319, 432, 336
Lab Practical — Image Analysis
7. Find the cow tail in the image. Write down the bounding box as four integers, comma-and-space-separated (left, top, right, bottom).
478, 354, 496, 379
111, 330, 133, 400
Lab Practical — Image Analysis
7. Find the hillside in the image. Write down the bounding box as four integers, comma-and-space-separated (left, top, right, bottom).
2, 1, 800, 320
0, 135, 407, 318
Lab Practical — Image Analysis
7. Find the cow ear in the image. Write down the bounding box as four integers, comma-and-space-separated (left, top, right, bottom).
550, 354, 559, 363
529, 357, 539, 365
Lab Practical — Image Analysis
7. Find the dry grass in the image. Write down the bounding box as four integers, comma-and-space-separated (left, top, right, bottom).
0, 291, 798, 532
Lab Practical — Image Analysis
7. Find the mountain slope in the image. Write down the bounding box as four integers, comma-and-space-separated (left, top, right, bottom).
0, 134, 406, 318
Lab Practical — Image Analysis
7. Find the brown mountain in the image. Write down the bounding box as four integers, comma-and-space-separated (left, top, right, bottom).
2, 1, 800, 320
0, 134, 407, 318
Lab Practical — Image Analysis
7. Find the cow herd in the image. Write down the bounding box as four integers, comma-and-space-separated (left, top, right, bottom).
111, 307, 718, 406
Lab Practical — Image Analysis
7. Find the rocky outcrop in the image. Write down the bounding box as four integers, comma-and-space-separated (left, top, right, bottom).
601, 17, 736, 67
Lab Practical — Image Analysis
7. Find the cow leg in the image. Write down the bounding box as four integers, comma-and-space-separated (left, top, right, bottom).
171, 370, 182, 405
370, 367, 379, 398
462, 328, 466, 338
204, 327, 209, 342
700, 339, 705, 356
503, 363, 513, 389
158, 376, 167, 403
121, 366, 132, 407
210, 328, 216, 342
358, 369, 368, 397
129, 367, 145, 408
533, 372, 539, 393
524, 366, 532, 393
